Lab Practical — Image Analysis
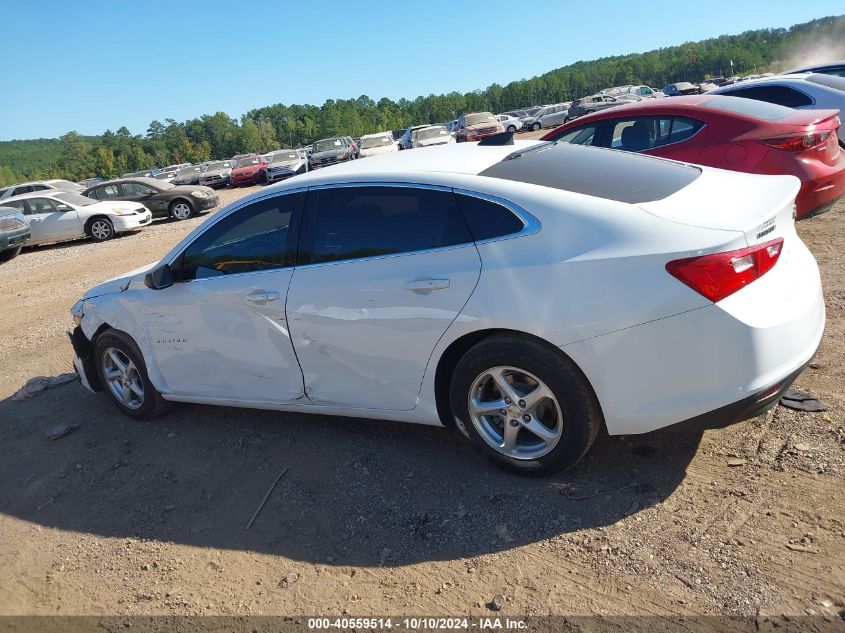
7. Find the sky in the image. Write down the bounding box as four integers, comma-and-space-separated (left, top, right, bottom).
1, 0, 843, 141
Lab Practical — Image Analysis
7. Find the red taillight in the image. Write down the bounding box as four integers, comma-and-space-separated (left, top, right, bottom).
759, 131, 831, 152
665, 238, 784, 303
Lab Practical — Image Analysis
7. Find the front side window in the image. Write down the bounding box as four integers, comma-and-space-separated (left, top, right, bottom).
178, 192, 305, 281
26, 198, 58, 215
121, 183, 155, 196
306, 186, 472, 264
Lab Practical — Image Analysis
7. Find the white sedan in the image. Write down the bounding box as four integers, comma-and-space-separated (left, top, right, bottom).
358, 132, 399, 158
496, 114, 523, 132
68, 140, 824, 472
4, 190, 152, 246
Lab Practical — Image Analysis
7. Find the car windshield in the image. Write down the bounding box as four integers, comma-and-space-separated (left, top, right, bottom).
464, 113, 497, 126
177, 167, 200, 176
237, 157, 261, 167
361, 135, 393, 149
416, 127, 449, 140
806, 74, 845, 91
54, 192, 96, 206
206, 161, 231, 171
271, 152, 299, 162
704, 96, 792, 121
313, 138, 343, 152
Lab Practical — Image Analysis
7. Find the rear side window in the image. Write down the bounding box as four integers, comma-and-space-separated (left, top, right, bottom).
721, 86, 812, 108
306, 186, 472, 264
609, 116, 704, 151
454, 193, 524, 241
178, 192, 305, 281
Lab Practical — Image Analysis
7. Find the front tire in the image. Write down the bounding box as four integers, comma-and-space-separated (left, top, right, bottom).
449, 335, 602, 473
170, 200, 193, 220
94, 329, 171, 420
88, 217, 114, 242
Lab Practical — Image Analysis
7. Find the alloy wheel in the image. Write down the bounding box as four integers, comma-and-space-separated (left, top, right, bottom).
102, 347, 145, 410
468, 366, 563, 460
91, 219, 112, 240
172, 202, 192, 220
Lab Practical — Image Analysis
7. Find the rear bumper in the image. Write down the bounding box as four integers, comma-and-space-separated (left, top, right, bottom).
563, 235, 825, 435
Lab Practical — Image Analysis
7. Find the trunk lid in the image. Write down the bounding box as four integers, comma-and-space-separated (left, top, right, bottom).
638, 166, 800, 247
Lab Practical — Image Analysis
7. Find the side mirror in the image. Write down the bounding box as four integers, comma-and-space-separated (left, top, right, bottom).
144, 263, 174, 290
56, 204, 73, 212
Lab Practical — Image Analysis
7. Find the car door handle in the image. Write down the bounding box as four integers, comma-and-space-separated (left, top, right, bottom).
403, 279, 450, 292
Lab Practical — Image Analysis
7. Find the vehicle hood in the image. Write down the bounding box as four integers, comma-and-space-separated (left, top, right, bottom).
232, 164, 264, 175
201, 168, 231, 178
416, 136, 452, 147
268, 159, 302, 168
465, 122, 501, 131
82, 261, 159, 299
359, 145, 396, 156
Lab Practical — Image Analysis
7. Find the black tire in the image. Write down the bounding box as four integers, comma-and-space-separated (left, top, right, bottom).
507, 125, 517, 133
88, 216, 114, 242
169, 199, 194, 220
531, 122, 541, 131
449, 334, 602, 473
94, 329, 172, 420
0, 246, 21, 262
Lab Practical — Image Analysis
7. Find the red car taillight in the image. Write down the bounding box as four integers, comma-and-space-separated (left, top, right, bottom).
759, 131, 831, 152
665, 238, 784, 303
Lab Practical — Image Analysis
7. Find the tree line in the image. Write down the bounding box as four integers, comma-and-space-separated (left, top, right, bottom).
0, 14, 842, 186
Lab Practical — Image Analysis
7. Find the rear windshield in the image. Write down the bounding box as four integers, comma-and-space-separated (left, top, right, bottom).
704, 95, 793, 121
479, 142, 701, 204
806, 74, 845, 91
361, 135, 394, 149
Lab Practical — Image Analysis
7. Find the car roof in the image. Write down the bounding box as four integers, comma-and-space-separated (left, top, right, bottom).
90, 176, 165, 188
784, 60, 845, 74
2, 189, 76, 202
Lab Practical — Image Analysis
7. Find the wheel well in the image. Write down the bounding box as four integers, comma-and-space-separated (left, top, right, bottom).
84, 215, 112, 234
433, 328, 603, 429
170, 197, 193, 211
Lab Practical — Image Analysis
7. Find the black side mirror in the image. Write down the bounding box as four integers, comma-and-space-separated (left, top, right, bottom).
144, 263, 174, 290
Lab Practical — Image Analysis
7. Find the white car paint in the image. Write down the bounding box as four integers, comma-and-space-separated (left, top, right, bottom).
0, 179, 84, 201
71, 141, 824, 443
710, 73, 845, 111
3, 190, 151, 246
358, 132, 399, 158
496, 114, 522, 132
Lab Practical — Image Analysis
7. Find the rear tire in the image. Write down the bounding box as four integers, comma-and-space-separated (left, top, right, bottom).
449, 335, 602, 473
507, 125, 517, 133
169, 199, 194, 220
94, 329, 171, 420
531, 122, 541, 131
88, 217, 114, 242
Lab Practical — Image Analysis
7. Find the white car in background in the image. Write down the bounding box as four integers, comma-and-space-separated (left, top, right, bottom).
3, 190, 152, 245
0, 179, 84, 201
409, 125, 456, 148
496, 114, 523, 132
358, 132, 399, 158
68, 141, 823, 473
710, 73, 845, 112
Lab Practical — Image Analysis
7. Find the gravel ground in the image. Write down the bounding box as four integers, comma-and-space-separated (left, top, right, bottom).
0, 176, 842, 623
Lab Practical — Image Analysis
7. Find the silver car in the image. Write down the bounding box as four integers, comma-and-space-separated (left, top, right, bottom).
409, 125, 455, 149
523, 103, 570, 131
262, 150, 308, 183
198, 160, 235, 189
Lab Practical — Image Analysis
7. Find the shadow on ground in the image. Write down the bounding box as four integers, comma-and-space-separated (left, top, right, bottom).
0, 378, 701, 567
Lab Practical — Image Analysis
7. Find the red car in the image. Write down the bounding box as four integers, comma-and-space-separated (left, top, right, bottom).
541, 95, 844, 218
230, 156, 268, 187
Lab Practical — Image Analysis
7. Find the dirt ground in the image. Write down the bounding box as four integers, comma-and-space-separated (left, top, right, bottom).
0, 172, 842, 623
